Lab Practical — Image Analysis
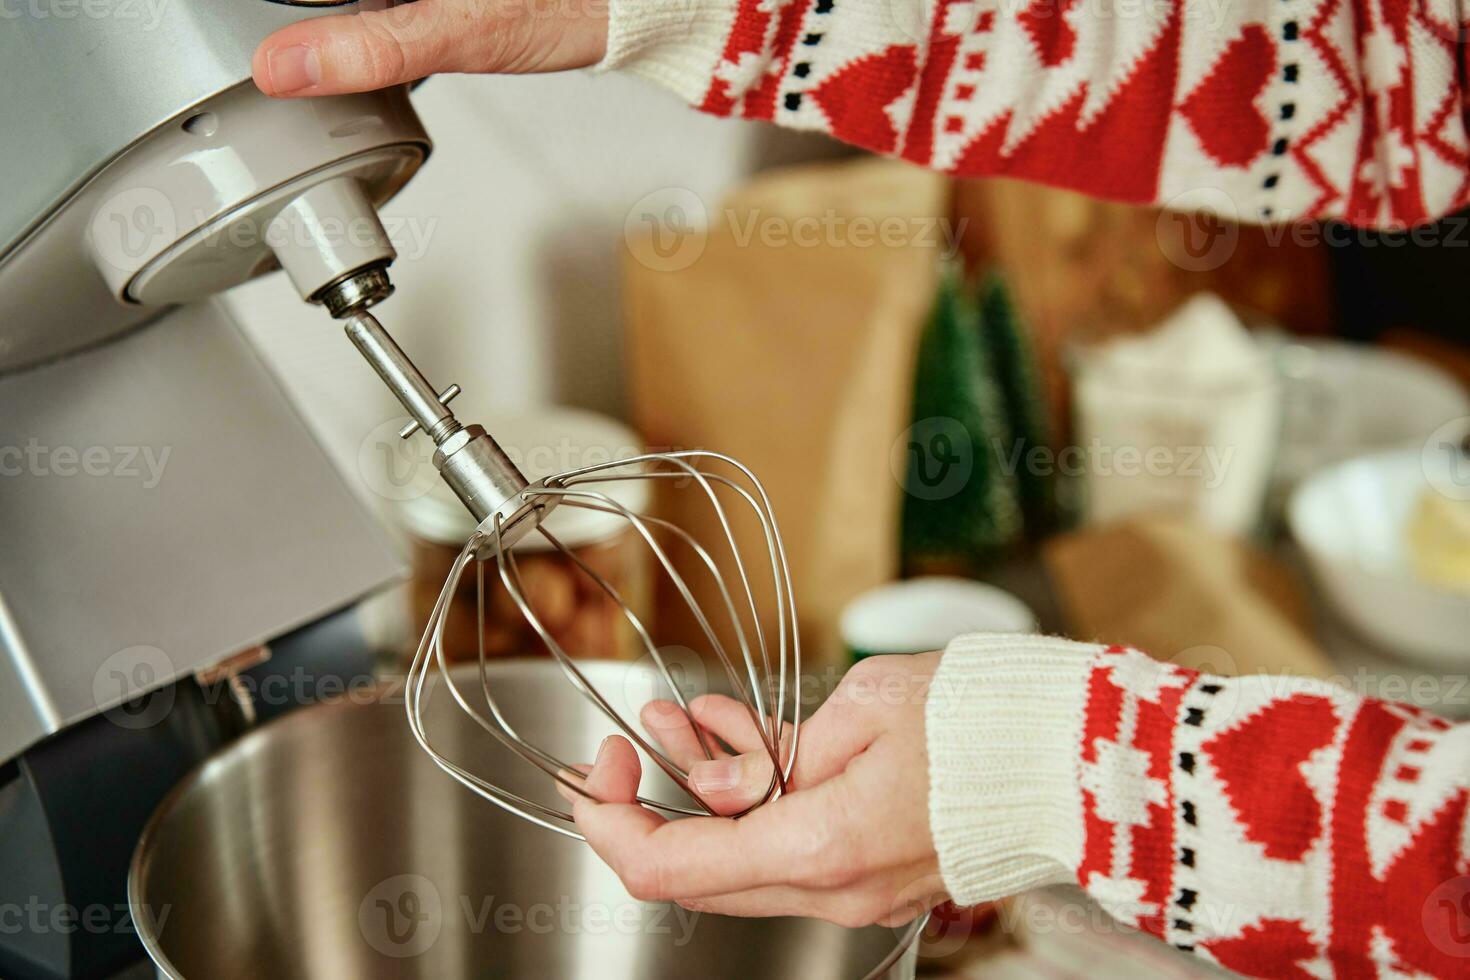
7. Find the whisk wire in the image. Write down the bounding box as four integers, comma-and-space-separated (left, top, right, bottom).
404, 451, 804, 839
534, 486, 785, 789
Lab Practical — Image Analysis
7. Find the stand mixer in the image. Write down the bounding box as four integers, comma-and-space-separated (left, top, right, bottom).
0, 2, 525, 976
0, 3, 812, 977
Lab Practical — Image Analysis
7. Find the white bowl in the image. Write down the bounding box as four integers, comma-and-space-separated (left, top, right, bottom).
840, 577, 1036, 660
1288, 449, 1470, 667
1275, 339, 1470, 487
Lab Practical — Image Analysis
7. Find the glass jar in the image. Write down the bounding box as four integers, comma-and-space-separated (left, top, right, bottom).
397, 409, 651, 663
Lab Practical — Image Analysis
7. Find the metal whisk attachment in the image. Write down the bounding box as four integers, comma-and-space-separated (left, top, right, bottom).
319, 276, 925, 980
311, 272, 799, 840
403, 450, 803, 840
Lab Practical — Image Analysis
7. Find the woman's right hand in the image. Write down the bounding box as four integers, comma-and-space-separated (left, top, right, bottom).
253, 0, 610, 98
558, 654, 950, 928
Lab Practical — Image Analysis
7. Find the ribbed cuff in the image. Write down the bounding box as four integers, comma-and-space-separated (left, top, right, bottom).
925, 633, 1097, 906
593, 0, 739, 104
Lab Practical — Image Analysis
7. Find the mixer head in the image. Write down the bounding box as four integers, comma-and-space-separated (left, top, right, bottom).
403, 449, 803, 839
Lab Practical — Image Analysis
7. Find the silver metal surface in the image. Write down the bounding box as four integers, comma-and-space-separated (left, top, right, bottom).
0, 0, 396, 255
0, 299, 405, 764
343, 309, 460, 443
0, 81, 427, 373
131, 660, 921, 980
407, 451, 802, 843
340, 308, 552, 550
319, 265, 397, 319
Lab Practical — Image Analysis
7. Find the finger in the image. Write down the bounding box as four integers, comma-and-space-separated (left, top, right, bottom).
686, 869, 946, 927
681, 887, 890, 928
253, 4, 457, 97
776, 695, 887, 789
583, 735, 641, 803
553, 763, 592, 805
575, 774, 854, 901
685, 692, 882, 810
688, 694, 783, 755
640, 700, 727, 771
687, 750, 783, 815
253, 0, 608, 98
677, 885, 824, 920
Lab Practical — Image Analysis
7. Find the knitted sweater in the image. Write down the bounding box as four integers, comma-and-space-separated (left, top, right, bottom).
598, 0, 1470, 226
929, 634, 1470, 978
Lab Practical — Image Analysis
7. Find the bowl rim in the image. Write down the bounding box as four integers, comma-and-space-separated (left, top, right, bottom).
1287, 447, 1470, 605
126, 659, 926, 980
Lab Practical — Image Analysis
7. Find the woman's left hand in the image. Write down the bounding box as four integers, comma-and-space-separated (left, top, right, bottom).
557, 653, 947, 927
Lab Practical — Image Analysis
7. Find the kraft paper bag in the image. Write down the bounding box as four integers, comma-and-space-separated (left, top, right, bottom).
1044, 515, 1333, 679
623, 158, 950, 673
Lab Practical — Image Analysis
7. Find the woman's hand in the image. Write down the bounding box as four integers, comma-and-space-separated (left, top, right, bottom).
252, 0, 609, 98
558, 653, 948, 927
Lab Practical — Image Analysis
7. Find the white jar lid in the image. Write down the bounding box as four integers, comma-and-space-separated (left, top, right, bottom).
396, 408, 650, 551
840, 577, 1037, 655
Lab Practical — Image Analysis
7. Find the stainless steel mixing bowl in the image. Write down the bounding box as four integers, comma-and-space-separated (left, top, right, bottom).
129, 659, 920, 979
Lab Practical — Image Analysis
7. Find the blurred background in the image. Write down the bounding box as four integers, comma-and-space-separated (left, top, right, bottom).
236, 73, 1469, 977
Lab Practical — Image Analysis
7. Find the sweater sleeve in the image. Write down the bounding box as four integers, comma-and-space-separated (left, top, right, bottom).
597, 0, 1470, 227
927, 633, 1470, 978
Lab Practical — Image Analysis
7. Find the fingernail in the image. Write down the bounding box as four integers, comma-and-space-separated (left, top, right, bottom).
689, 758, 741, 793
267, 45, 321, 94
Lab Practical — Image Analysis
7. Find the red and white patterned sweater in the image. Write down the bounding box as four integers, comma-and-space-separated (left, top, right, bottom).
926, 634, 1470, 978
599, 0, 1470, 226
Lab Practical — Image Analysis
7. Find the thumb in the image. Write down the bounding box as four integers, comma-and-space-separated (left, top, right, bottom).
253, 0, 608, 98
687, 753, 781, 815
254, 3, 454, 97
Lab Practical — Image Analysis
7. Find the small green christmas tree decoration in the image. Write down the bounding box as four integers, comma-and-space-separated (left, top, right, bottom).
900, 263, 1024, 575
977, 270, 1059, 537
